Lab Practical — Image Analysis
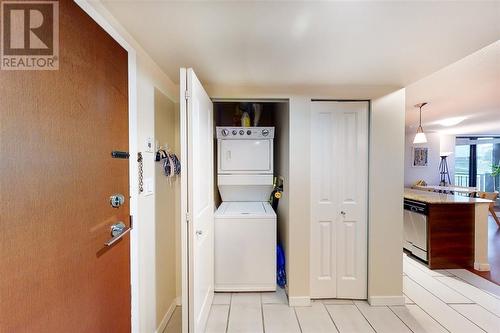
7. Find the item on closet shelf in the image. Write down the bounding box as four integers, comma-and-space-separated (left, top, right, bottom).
241, 111, 251, 127
232, 105, 243, 126
253, 104, 262, 126
277, 244, 286, 287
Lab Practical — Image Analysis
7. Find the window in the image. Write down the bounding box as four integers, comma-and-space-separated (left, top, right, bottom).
454, 144, 470, 187
455, 137, 500, 194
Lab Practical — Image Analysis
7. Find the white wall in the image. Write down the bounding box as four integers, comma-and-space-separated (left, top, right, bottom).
80, 2, 181, 332
404, 132, 456, 186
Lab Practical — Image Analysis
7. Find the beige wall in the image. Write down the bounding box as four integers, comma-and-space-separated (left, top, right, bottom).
154, 90, 179, 327
134, 41, 180, 333
274, 102, 290, 287
287, 97, 312, 303
368, 89, 405, 304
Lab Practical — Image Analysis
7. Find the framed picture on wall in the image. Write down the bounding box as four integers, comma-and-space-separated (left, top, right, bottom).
412, 146, 429, 167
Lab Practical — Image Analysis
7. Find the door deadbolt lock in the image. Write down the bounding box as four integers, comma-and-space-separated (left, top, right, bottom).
110, 194, 125, 208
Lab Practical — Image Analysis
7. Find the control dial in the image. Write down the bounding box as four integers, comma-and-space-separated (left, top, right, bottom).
239, 130, 244, 135
232, 130, 237, 135
247, 130, 252, 135
261, 129, 270, 137
221, 129, 229, 136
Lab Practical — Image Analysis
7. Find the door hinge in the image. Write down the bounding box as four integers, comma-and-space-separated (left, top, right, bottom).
185, 90, 190, 100
129, 215, 133, 229
186, 212, 191, 222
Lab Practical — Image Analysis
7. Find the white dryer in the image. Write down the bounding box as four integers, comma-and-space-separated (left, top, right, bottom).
215, 127, 277, 292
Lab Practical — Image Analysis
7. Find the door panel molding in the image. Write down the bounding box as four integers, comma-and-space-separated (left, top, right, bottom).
310, 101, 368, 300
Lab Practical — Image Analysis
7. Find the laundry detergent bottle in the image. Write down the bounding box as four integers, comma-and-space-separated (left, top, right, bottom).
241, 111, 251, 127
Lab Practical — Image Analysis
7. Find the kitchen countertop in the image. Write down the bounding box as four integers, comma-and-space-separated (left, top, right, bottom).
404, 188, 492, 204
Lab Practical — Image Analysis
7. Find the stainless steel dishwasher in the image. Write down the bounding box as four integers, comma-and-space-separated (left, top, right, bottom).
403, 199, 428, 261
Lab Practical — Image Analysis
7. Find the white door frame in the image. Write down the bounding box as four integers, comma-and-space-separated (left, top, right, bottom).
309, 100, 370, 300
73, 1, 140, 331
179, 69, 189, 333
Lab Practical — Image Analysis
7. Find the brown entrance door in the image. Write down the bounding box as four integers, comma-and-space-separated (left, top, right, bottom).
0, 1, 131, 332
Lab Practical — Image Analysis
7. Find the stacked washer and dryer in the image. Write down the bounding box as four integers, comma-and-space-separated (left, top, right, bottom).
214, 127, 277, 292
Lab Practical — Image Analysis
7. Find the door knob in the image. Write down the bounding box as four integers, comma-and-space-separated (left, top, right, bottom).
105, 221, 131, 246
110, 194, 125, 208
196, 230, 203, 236
341, 211, 346, 216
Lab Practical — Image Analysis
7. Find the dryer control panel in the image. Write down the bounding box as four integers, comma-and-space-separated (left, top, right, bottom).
216, 127, 274, 139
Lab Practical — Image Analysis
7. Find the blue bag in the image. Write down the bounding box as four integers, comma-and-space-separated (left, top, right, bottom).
277, 244, 287, 287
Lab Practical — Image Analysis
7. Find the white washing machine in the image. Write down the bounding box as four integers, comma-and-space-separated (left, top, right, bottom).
215, 127, 277, 292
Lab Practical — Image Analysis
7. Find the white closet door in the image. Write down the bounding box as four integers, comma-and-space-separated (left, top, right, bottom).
310, 101, 368, 299
181, 68, 214, 333
310, 106, 338, 298
336, 105, 368, 299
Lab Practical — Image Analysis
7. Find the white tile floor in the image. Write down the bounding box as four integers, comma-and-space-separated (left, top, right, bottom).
201, 254, 500, 333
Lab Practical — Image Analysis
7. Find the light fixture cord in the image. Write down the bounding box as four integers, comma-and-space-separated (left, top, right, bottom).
419, 105, 422, 127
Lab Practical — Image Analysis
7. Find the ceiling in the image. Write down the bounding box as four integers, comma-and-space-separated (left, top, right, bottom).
100, 0, 500, 94
405, 40, 500, 136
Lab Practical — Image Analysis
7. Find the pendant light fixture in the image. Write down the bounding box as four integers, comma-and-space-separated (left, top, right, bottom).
413, 102, 428, 144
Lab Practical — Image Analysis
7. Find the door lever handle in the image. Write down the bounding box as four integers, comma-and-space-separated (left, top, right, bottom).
105, 222, 131, 246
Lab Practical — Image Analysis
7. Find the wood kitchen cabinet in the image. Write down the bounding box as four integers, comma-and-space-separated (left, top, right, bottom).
404, 189, 490, 270
426, 203, 475, 269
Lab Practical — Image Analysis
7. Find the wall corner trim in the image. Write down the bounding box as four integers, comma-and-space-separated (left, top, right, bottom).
156, 299, 178, 333
368, 295, 405, 306
288, 296, 311, 307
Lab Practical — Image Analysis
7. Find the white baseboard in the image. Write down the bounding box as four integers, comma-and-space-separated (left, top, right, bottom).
288, 296, 311, 307
368, 295, 405, 306
474, 262, 490, 271
156, 298, 178, 333
215, 285, 276, 292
